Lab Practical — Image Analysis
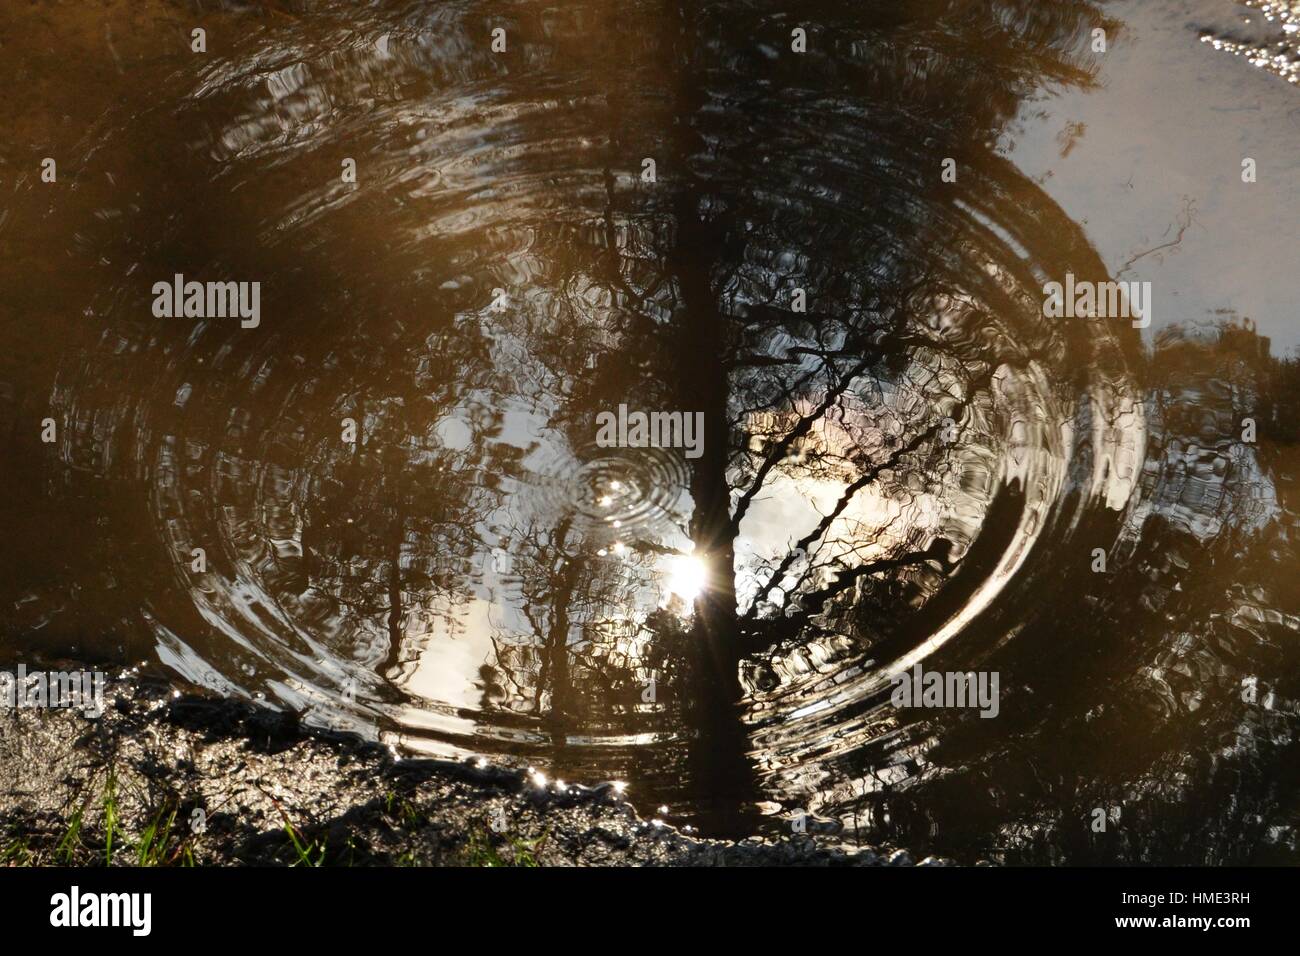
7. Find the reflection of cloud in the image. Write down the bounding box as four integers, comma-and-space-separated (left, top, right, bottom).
435, 415, 473, 450
736, 470, 906, 610
399, 597, 497, 711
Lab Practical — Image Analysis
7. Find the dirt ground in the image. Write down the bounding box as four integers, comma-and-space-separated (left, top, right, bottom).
0, 679, 942, 867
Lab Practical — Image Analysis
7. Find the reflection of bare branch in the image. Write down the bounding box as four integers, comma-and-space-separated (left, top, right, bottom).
731, 355, 874, 531
1116, 197, 1197, 278
756, 539, 955, 646
743, 417, 948, 618
479, 511, 662, 726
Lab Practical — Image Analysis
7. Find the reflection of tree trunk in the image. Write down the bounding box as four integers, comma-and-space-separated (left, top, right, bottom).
382, 446, 406, 674
535, 518, 576, 749
666, 190, 756, 837
671, 204, 742, 700
663, 0, 743, 693
669, 201, 756, 836
657, 2, 757, 836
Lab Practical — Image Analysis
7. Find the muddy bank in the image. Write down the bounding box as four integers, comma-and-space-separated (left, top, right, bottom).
0, 679, 939, 866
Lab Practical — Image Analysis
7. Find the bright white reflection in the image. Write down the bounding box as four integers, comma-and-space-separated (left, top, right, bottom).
666, 554, 708, 604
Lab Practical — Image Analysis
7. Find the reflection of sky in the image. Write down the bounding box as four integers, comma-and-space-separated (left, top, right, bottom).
403, 596, 498, 712
735, 470, 906, 612
1003, 0, 1300, 351
398, 381, 696, 720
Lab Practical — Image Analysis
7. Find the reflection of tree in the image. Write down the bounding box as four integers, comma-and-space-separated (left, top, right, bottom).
651, 0, 1113, 688
480, 516, 662, 737
861, 319, 1300, 863
460, 0, 1117, 832
285, 315, 504, 676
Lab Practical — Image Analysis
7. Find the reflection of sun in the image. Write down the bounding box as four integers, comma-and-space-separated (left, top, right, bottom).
666, 554, 708, 604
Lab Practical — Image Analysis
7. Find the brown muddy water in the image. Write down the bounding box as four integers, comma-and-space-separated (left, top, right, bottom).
2, 0, 1299, 860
